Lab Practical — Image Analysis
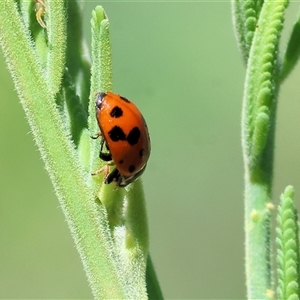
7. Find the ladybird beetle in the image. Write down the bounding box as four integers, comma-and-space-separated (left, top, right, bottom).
93, 92, 151, 187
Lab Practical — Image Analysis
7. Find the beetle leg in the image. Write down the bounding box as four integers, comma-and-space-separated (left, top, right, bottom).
97, 138, 112, 161
35, 0, 46, 28
91, 132, 102, 139
92, 161, 115, 177
92, 138, 115, 177
92, 164, 110, 177
104, 167, 121, 185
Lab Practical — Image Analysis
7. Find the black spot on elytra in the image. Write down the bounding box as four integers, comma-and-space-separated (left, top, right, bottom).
128, 165, 136, 173
119, 159, 124, 164
120, 96, 130, 103
139, 149, 144, 157
108, 126, 126, 142
110, 106, 123, 118
127, 127, 140, 145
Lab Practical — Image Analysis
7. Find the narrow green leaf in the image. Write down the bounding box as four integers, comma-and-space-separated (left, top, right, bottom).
243, 1, 288, 167
90, 6, 112, 94
276, 186, 300, 300
65, 0, 91, 107
61, 69, 88, 145
18, 0, 32, 28
46, 0, 66, 94
251, 107, 270, 162
146, 255, 164, 300
280, 8, 300, 82
116, 181, 149, 299
231, 0, 248, 63
125, 180, 149, 257
231, 0, 264, 63
88, 6, 112, 177
113, 183, 149, 298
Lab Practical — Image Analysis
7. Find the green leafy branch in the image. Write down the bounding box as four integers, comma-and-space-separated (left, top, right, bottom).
0, 1, 162, 299
232, 0, 300, 299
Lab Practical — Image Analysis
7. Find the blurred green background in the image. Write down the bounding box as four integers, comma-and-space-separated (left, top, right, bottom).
1, 1, 300, 299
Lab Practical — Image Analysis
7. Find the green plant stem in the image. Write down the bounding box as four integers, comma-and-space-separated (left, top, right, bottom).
146, 255, 164, 300
244, 179, 272, 298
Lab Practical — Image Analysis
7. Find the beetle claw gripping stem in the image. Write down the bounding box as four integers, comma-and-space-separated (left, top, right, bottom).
35, 0, 46, 28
